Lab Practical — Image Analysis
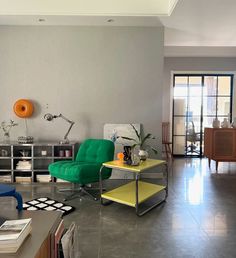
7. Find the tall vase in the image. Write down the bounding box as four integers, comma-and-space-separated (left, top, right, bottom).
123, 146, 132, 165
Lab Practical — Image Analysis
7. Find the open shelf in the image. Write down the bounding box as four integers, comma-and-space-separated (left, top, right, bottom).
101, 181, 166, 207
0, 142, 78, 183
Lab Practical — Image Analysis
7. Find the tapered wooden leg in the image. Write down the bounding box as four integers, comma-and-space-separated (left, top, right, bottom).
216, 161, 219, 172
164, 144, 168, 160
167, 144, 173, 160
208, 158, 211, 168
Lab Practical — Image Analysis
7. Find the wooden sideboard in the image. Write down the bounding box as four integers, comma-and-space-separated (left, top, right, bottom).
204, 127, 236, 171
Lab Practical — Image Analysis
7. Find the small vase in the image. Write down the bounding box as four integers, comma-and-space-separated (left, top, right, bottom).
212, 118, 220, 128
138, 149, 148, 161
221, 118, 230, 128
3, 132, 10, 143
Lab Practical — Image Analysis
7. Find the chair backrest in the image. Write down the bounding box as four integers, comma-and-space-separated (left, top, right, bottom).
162, 122, 171, 144
187, 121, 199, 142
76, 139, 114, 164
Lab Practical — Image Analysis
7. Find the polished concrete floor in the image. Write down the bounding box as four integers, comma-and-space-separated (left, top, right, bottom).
4, 158, 236, 258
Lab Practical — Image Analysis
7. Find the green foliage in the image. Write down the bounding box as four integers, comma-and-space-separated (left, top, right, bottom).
117, 124, 158, 154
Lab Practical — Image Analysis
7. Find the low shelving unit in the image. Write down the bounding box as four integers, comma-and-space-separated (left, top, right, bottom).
0, 142, 78, 183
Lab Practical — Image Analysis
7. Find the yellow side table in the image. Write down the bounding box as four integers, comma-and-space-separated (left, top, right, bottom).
99, 159, 168, 216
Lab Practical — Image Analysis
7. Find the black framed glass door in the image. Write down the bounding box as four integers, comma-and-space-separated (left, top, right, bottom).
173, 74, 233, 157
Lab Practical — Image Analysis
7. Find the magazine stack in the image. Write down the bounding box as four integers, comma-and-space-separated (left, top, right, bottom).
0, 218, 32, 253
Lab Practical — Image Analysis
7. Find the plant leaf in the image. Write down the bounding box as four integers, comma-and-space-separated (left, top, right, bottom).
117, 136, 136, 141
150, 147, 158, 154
130, 124, 140, 141
141, 133, 153, 145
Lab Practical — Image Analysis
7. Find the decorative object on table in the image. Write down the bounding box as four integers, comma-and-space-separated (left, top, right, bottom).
13, 99, 34, 143
221, 118, 230, 128
44, 113, 75, 144
117, 152, 124, 162
0, 120, 18, 143
117, 124, 158, 161
17, 136, 34, 144
123, 145, 132, 165
123, 146, 141, 165
139, 149, 149, 161
231, 117, 236, 128
212, 117, 220, 128
23, 197, 75, 216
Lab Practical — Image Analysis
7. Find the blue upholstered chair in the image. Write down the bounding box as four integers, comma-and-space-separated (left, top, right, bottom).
49, 139, 114, 201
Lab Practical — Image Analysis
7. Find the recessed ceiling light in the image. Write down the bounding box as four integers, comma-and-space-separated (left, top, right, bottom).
38, 18, 46, 22
107, 19, 114, 23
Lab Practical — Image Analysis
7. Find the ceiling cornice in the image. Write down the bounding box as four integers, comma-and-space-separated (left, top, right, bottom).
0, 0, 179, 16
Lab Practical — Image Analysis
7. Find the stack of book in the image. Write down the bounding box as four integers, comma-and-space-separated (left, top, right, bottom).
36, 174, 52, 183
0, 218, 32, 253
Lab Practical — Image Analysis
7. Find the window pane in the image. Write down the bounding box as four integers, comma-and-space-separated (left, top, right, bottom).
203, 97, 216, 116
174, 98, 187, 116
217, 97, 231, 116
203, 76, 217, 96
189, 118, 201, 133
203, 117, 214, 129
173, 136, 185, 155
189, 97, 201, 116
218, 76, 231, 96
189, 77, 202, 97
174, 77, 188, 97
174, 117, 185, 135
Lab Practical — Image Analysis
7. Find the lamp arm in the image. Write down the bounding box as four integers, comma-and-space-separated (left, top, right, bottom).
56, 114, 75, 143
64, 122, 75, 141
58, 114, 74, 124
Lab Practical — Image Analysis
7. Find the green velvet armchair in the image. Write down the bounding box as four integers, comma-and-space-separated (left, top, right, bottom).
49, 139, 115, 201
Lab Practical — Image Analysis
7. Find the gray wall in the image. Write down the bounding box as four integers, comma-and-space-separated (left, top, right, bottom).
163, 57, 236, 122
0, 26, 164, 154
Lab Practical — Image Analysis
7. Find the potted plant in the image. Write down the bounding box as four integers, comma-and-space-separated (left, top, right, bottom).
0, 120, 18, 143
117, 124, 158, 161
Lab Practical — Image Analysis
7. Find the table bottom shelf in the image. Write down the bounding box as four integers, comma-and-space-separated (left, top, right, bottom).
101, 181, 166, 207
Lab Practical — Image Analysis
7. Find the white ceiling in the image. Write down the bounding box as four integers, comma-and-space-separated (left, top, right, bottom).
1, 0, 236, 57
160, 0, 236, 56
0, 0, 178, 16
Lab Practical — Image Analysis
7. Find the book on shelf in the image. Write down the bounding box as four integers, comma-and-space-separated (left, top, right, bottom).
0, 218, 32, 253
15, 176, 32, 183
0, 175, 11, 183
36, 174, 52, 182
54, 220, 64, 258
